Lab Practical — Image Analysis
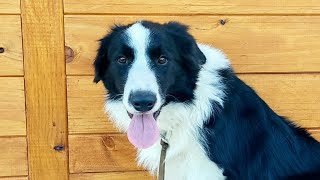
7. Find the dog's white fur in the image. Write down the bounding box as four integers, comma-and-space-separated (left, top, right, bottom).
123, 23, 163, 114
105, 41, 230, 179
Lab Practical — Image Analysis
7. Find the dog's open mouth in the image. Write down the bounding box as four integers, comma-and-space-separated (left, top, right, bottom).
127, 110, 161, 119
126, 110, 161, 149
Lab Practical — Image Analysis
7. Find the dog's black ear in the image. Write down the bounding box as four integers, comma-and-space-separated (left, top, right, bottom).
93, 24, 129, 83
163, 21, 206, 65
93, 33, 112, 83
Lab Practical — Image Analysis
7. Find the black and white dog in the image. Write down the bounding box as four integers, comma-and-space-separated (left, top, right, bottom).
93, 21, 320, 179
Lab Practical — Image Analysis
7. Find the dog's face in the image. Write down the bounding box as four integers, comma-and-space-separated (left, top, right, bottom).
93, 21, 206, 148
94, 21, 205, 115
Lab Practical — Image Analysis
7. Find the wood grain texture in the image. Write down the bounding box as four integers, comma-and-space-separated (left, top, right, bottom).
0, 77, 25, 136
69, 134, 142, 173
68, 74, 320, 135
70, 171, 153, 180
0, 137, 28, 177
64, 0, 320, 15
65, 15, 320, 75
0, 0, 20, 14
0, 177, 28, 180
21, 0, 68, 179
67, 76, 117, 134
0, 16, 23, 76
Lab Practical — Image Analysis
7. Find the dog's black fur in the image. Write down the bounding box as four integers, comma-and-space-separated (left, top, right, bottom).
202, 68, 320, 179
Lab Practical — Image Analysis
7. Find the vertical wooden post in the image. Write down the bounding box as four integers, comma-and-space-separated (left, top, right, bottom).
21, 0, 68, 179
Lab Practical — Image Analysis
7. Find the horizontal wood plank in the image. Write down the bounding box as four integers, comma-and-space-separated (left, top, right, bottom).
65, 15, 320, 75
68, 74, 320, 134
64, 0, 320, 15
69, 132, 320, 175
0, 77, 26, 136
0, 16, 23, 75
0, 137, 28, 177
0, 0, 20, 14
70, 171, 153, 180
69, 134, 142, 173
67, 76, 117, 134
0, 177, 28, 180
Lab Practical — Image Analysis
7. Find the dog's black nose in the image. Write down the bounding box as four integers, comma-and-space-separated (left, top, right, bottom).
129, 91, 156, 112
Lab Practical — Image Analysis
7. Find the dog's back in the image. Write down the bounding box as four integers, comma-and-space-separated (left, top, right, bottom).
202, 70, 320, 179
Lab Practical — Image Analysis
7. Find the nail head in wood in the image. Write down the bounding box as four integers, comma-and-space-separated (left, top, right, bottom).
54, 145, 65, 151
0, 47, 4, 53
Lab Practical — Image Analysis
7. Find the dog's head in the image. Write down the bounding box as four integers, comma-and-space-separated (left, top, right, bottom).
93, 21, 207, 148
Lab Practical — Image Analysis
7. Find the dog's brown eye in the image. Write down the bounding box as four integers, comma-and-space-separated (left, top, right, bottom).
158, 55, 167, 65
117, 57, 127, 64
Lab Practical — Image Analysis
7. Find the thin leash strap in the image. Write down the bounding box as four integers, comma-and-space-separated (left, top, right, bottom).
158, 139, 169, 180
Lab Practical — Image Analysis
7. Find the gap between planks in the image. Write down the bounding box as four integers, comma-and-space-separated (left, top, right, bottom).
63, 13, 320, 16
65, 72, 320, 77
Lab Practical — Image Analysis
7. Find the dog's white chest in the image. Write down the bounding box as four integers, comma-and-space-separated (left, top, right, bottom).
137, 135, 225, 180
165, 150, 225, 180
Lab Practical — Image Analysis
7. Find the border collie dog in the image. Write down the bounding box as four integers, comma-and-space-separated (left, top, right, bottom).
93, 21, 320, 179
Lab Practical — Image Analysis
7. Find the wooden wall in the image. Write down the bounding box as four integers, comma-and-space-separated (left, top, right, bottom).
0, 0, 319, 179
0, 0, 28, 179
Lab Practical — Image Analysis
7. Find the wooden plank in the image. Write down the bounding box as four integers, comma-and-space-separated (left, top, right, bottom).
239, 74, 320, 128
0, 177, 28, 180
68, 74, 320, 135
0, 15, 23, 76
0, 77, 26, 136
70, 171, 153, 180
0, 137, 28, 177
310, 130, 320, 142
64, 0, 320, 15
69, 134, 142, 173
0, 0, 20, 14
67, 76, 117, 134
65, 15, 320, 75
69, 132, 320, 175
21, 0, 68, 179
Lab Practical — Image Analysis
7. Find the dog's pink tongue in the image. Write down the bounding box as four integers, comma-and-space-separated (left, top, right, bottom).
127, 114, 160, 149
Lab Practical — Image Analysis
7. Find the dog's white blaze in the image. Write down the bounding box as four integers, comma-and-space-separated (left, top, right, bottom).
106, 42, 230, 179
123, 23, 162, 114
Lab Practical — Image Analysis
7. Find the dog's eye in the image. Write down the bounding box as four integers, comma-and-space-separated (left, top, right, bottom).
117, 56, 128, 64
157, 55, 167, 65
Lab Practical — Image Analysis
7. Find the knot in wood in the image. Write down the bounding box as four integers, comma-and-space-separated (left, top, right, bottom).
65, 46, 74, 63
